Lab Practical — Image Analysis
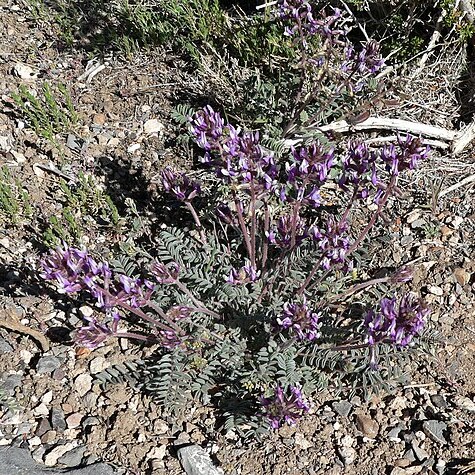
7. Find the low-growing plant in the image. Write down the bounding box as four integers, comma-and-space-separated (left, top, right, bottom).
11, 82, 77, 147
43, 173, 121, 247
0, 166, 33, 225
40, 1, 433, 435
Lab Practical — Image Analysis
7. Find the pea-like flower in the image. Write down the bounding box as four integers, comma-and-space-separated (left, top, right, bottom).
381, 135, 430, 176
161, 167, 201, 201
151, 260, 180, 284
364, 294, 429, 348
227, 261, 260, 285
312, 217, 350, 269
275, 298, 321, 341
74, 313, 119, 349
260, 384, 310, 429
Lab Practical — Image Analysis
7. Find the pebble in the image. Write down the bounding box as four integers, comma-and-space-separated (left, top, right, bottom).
79, 306, 94, 318
66, 413, 83, 429
36, 418, 52, 437
332, 401, 353, 418
89, 356, 109, 375
33, 403, 50, 417
454, 395, 475, 412
44, 443, 76, 466
41, 430, 57, 444
338, 446, 356, 465
127, 143, 140, 153
74, 374, 92, 397
0, 338, 13, 353
82, 417, 100, 427
411, 441, 429, 461
295, 433, 313, 449
422, 420, 447, 444
92, 113, 106, 125
143, 118, 163, 135
148, 445, 167, 460
454, 268, 470, 286
428, 286, 443, 296
42, 391, 53, 404
1, 373, 22, 393
36, 356, 61, 374
57, 445, 87, 467
355, 414, 379, 439
430, 394, 447, 409
51, 407, 67, 431
177, 445, 225, 475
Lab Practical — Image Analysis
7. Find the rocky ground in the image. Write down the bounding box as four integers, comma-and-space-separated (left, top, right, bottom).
0, 1, 475, 474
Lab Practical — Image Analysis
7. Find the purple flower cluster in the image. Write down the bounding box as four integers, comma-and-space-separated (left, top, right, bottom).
227, 261, 260, 285
161, 167, 201, 202
267, 214, 309, 249
151, 260, 180, 284
275, 298, 320, 341
158, 306, 191, 349
190, 106, 277, 191
74, 313, 118, 349
364, 294, 429, 348
41, 246, 154, 310
277, 1, 346, 46
313, 217, 350, 270
343, 40, 384, 75
281, 142, 335, 208
339, 140, 379, 199
381, 135, 430, 176
260, 384, 310, 429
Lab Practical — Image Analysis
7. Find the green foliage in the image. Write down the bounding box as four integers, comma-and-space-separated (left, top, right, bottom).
11, 82, 77, 146
441, 0, 475, 40
0, 166, 33, 225
43, 173, 121, 246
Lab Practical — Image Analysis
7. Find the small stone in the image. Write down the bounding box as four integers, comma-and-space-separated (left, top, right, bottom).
428, 286, 443, 296
66, 413, 83, 429
412, 441, 429, 461
127, 143, 140, 153
422, 420, 447, 444
57, 445, 87, 467
13, 63, 37, 79
394, 458, 412, 468
143, 118, 163, 135
82, 417, 100, 427
454, 268, 470, 286
34, 403, 50, 417
451, 216, 464, 228
0, 338, 13, 353
430, 394, 447, 409
51, 407, 66, 431
42, 391, 53, 404
454, 395, 475, 412
387, 427, 402, 442
338, 446, 356, 465
36, 418, 52, 437
332, 400, 353, 418
20, 349, 33, 364
28, 436, 41, 447
41, 430, 57, 444
406, 210, 422, 224
79, 306, 94, 318
92, 113, 106, 125
1, 373, 22, 393
74, 373, 92, 397
295, 433, 313, 449
177, 445, 224, 475
44, 443, 76, 466
16, 422, 33, 435
36, 356, 61, 374
89, 356, 109, 375
148, 445, 167, 460
355, 414, 379, 439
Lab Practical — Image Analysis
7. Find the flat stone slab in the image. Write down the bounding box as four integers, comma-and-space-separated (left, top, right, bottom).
0, 446, 116, 475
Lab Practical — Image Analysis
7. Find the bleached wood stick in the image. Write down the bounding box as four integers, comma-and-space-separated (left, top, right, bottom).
439, 173, 475, 197
364, 135, 450, 149
452, 121, 475, 154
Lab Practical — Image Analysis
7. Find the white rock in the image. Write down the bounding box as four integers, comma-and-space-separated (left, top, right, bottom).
455, 395, 475, 412
295, 433, 313, 449
28, 436, 42, 447
20, 349, 33, 364
148, 445, 167, 460
127, 143, 140, 153
89, 356, 109, 375
338, 446, 356, 465
79, 305, 94, 318
44, 442, 76, 466
33, 403, 49, 417
74, 374, 92, 397
42, 391, 53, 404
13, 63, 38, 80
143, 118, 163, 135
11, 150, 26, 163
428, 285, 443, 296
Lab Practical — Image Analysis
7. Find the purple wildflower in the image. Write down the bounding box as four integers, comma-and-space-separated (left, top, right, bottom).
74, 313, 119, 349
381, 135, 430, 176
151, 261, 180, 284
339, 140, 378, 199
312, 218, 350, 269
275, 298, 321, 341
364, 294, 429, 348
343, 40, 384, 75
189, 105, 225, 153
389, 266, 414, 285
161, 167, 201, 201
260, 384, 310, 429
267, 214, 309, 249
227, 261, 260, 285
158, 329, 184, 349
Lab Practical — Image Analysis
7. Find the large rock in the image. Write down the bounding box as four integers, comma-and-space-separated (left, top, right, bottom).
0, 446, 116, 475
177, 445, 224, 475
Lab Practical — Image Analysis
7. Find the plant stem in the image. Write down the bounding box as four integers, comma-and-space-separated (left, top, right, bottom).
347, 175, 397, 254
233, 192, 254, 266
175, 280, 221, 319
185, 201, 207, 245
261, 203, 270, 271
250, 181, 257, 268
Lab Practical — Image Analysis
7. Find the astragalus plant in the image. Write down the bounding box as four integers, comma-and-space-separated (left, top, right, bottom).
40, 0, 431, 435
